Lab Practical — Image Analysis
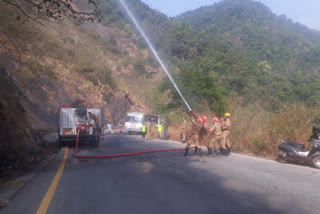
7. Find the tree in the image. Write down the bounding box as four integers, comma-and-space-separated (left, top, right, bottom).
1, 0, 102, 25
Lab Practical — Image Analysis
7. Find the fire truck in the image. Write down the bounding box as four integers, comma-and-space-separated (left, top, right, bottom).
57, 103, 105, 147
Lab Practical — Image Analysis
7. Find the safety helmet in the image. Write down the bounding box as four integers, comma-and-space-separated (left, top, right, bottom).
198, 118, 203, 124
213, 117, 219, 123
313, 125, 320, 135
202, 116, 207, 123
225, 113, 231, 117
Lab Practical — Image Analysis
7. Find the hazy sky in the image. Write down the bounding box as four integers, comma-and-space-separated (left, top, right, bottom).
140, 0, 320, 31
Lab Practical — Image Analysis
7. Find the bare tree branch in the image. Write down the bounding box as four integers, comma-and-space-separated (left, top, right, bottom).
1, 0, 102, 25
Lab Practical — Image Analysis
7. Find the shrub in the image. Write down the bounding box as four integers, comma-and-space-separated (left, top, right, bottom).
133, 57, 150, 77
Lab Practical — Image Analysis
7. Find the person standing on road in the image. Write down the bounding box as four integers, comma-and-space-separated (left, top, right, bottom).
146, 119, 151, 140
141, 123, 146, 139
163, 119, 169, 140
119, 122, 123, 134
107, 122, 113, 134
207, 117, 223, 156
156, 122, 163, 140
184, 114, 207, 157
180, 116, 187, 143
221, 113, 232, 155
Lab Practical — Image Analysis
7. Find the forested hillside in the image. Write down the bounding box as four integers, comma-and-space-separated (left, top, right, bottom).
175, 0, 320, 107
118, 0, 320, 113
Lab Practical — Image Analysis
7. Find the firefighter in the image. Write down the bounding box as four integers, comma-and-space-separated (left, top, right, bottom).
183, 114, 207, 157
221, 113, 232, 155
88, 112, 99, 134
180, 116, 187, 143
207, 117, 223, 156
195, 116, 209, 155
215, 117, 225, 153
146, 119, 151, 140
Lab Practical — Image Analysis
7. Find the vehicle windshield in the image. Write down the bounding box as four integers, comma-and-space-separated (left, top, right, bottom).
126, 115, 143, 123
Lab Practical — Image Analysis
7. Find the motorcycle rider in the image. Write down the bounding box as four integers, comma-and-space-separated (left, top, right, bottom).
311, 125, 320, 140
184, 114, 208, 157
307, 125, 320, 150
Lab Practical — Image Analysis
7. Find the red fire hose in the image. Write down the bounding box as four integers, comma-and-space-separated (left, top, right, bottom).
72, 130, 211, 159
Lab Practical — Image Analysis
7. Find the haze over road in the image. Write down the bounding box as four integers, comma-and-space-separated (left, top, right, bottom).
2, 135, 320, 214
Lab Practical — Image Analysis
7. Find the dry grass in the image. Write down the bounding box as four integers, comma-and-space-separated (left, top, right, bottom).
229, 102, 320, 158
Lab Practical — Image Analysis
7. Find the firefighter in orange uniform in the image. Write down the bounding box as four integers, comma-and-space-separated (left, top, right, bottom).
180, 116, 187, 143
146, 119, 151, 140
184, 114, 208, 157
221, 113, 232, 155
207, 117, 223, 156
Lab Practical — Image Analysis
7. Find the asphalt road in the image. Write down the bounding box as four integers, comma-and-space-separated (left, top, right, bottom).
2, 135, 320, 214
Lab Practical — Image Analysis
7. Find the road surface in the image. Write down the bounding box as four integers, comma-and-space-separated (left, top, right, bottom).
2, 135, 320, 214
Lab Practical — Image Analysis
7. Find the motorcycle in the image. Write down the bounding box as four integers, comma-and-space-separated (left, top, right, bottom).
278, 125, 320, 169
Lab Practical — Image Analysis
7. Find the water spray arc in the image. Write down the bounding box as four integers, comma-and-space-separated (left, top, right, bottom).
119, 0, 192, 112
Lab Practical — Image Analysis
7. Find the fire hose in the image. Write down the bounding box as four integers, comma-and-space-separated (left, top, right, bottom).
72, 129, 211, 159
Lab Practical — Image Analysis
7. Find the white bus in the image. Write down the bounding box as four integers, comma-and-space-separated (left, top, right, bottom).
125, 112, 161, 134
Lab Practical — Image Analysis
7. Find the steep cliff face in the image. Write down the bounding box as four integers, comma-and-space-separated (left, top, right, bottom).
0, 67, 43, 177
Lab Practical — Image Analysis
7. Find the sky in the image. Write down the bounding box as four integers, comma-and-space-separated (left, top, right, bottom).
140, 0, 320, 31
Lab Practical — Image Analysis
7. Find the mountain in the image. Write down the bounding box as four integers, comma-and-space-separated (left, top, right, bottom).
176, 0, 320, 71
113, 0, 320, 109
172, 0, 320, 105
